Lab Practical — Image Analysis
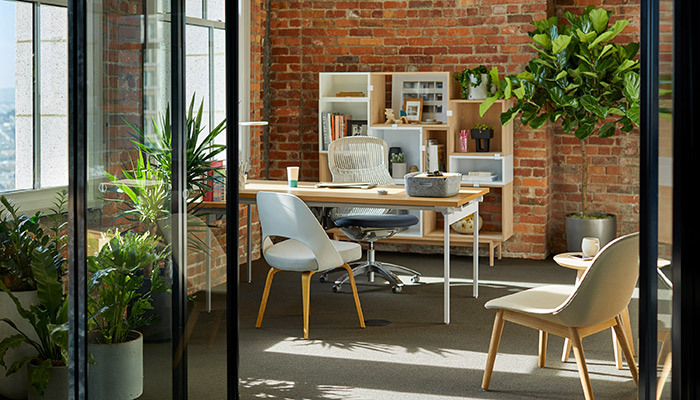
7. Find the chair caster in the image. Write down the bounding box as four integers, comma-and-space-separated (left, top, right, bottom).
410, 275, 420, 283
332, 285, 342, 293
391, 285, 402, 294
319, 274, 328, 283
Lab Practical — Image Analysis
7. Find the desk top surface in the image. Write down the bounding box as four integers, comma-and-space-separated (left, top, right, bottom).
554, 252, 671, 271
202, 180, 489, 209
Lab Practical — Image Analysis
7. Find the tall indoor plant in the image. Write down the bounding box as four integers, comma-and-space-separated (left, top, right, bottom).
0, 193, 67, 399
87, 230, 170, 400
480, 7, 640, 250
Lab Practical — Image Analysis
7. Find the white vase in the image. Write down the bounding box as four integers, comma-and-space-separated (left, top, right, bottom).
0, 290, 39, 400
467, 73, 489, 100
88, 331, 144, 400
391, 163, 407, 180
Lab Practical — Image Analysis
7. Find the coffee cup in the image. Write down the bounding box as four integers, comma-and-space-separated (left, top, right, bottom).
287, 166, 299, 187
581, 237, 600, 258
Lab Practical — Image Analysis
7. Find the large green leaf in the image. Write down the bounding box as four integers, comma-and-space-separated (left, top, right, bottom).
533, 34, 552, 50
589, 8, 609, 33
598, 121, 617, 138
0, 334, 26, 368
552, 35, 572, 54
576, 28, 596, 43
624, 71, 641, 103
575, 121, 596, 140
31, 248, 64, 320
627, 103, 641, 126
479, 96, 498, 117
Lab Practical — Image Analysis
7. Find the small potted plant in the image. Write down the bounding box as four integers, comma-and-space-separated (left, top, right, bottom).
470, 123, 495, 152
455, 65, 493, 100
390, 152, 407, 179
87, 230, 170, 400
0, 193, 67, 400
0, 245, 70, 400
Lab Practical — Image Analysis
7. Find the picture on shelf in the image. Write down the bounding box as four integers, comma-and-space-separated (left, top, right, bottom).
403, 98, 423, 123
347, 119, 368, 136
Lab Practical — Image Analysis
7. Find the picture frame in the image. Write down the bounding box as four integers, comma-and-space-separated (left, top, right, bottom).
403, 98, 423, 123
347, 119, 368, 136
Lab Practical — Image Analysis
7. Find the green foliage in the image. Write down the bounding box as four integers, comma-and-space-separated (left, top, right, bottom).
472, 123, 494, 131
391, 153, 405, 163
87, 230, 170, 345
455, 65, 493, 99
0, 245, 68, 396
480, 7, 640, 216
0, 192, 67, 291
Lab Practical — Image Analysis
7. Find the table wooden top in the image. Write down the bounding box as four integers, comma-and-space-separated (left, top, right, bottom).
201, 180, 489, 209
554, 252, 671, 271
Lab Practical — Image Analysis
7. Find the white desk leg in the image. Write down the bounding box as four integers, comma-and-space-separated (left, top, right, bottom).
247, 204, 252, 283
473, 201, 479, 298
444, 213, 450, 325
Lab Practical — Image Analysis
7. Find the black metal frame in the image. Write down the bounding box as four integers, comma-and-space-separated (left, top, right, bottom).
640, 0, 659, 398
672, 0, 699, 398
66, 0, 88, 397
225, 0, 240, 398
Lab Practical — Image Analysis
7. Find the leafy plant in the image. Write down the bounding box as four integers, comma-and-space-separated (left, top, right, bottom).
0, 245, 69, 397
0, 192, 67, 291
88, 230, 170, 345
472, 123, 494, 131
455, 65, 493, 99
480, 7, 640, 217
391, 153, 405, 163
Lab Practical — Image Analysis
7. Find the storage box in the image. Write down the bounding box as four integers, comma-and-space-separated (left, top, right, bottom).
404, 172, 462, 197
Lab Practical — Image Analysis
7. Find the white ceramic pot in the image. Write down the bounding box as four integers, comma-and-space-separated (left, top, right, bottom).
0, 290, 39, 400
88, 331, 144, 400
391, 163, 407, 180
27, 362, 68, 400
467, 73, 489, 100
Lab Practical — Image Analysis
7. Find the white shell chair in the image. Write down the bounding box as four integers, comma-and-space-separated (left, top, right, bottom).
481, 232, 640, 400
255, 191, 366, 339
321, 136, 420, 294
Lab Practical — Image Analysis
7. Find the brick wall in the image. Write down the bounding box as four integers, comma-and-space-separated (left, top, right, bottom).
251, 0, 643, 259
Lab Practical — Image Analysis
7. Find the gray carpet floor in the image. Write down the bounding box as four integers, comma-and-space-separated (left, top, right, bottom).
147, 251, 653, 400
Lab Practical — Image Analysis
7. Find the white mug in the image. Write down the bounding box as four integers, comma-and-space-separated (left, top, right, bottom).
581, 237, 600, 258
287, 166, 299, 187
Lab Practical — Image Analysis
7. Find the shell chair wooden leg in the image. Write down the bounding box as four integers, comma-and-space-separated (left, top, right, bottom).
481, 233, 641, 400
255, 192, 367, 339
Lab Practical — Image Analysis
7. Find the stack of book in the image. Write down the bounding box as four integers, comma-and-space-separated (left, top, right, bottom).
426, 139, 446, 172
204, 161, 226, 201
462, 171, 496, 182
321, 112, 352, 150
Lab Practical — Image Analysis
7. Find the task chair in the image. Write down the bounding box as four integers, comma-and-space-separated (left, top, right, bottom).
481, 233, 640, 400
255, 191, 365, 339
321, 136, 420, 294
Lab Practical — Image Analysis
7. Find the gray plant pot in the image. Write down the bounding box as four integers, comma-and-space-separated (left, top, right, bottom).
565, 212, 617, 252
27, 362, 68, 400
88, 331, 144, 400
0, 290, 39, 400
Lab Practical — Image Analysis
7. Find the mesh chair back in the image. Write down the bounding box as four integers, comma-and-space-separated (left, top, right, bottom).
328, 136, 396, 185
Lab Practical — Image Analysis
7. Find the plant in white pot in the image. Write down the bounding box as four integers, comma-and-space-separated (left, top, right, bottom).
455, 65, 493, 100
0, 245, 70, 400
479, 7, 640, 251
0, 193, 67, 399
87, 230, 170, 400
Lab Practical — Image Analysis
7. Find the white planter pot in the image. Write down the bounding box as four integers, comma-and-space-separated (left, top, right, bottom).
467, 73, 489, 100
88, 331, 144, 400
27, 362, 68, 400
0, 290, 39, 400
391, 163, 407, 180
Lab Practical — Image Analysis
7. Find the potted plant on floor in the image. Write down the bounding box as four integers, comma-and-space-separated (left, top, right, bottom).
455, 65, 493, 100
479, 7, 640, 250
87, 229, 170, 400
0, 244, 70, 400
0, 193, 67, 399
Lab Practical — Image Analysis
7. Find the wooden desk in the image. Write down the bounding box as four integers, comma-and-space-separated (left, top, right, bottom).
203, 180, 489, 324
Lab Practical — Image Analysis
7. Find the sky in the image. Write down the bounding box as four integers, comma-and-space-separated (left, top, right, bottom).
0, 0, 16, 90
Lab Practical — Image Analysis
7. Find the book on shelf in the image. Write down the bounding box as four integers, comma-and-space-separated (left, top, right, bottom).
321, 111, 331, 150
426, 140, 446, 172
323, 113, 353, 145
204, 160, 225, 201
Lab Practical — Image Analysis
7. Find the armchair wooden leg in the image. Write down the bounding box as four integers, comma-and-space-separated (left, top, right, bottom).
538, 330, 548, 368
482, 310, 505, 390
613, 316, 639, 385
342, 263, 365, 328
656, 331, 672, 400
301, 271, 315, 339
569, 327, 594, 400
562, 338, 572, 362
256, 268, 280, 328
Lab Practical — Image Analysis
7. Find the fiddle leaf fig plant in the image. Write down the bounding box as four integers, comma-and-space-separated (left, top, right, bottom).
480, 6, 640, 217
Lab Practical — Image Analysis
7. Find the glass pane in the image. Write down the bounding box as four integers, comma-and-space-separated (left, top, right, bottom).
0, 0, 33, 192
39, 5, 68, 189
208, 0, 225, 22
212, 28, 226, 153
657, 0, 674, 397
186, 0, 203, 19
186, 24, 210, 136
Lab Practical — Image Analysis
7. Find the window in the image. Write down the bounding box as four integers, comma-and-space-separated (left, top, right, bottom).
0, 0, 68, 194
